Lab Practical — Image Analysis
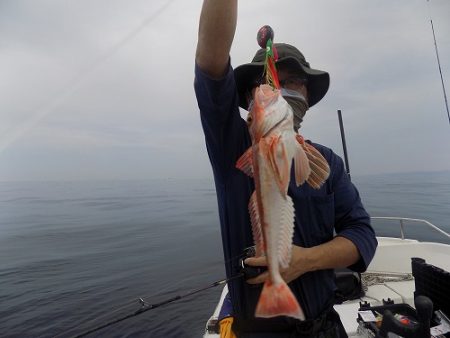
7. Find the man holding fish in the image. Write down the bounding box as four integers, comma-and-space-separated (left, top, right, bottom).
194, 1, 378, 337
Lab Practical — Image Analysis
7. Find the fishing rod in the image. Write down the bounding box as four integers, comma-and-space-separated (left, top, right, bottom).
60, 246, 263, 338
68, 273, 244, 338
427, 0, 449, 125
65, 247, 264, 337
337, 109, 351, 180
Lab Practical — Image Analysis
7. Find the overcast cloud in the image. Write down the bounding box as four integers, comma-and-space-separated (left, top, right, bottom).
1, 0, 449, 181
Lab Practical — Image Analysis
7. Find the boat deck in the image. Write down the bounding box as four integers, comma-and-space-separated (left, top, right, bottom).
338, 237, 450, 336
204, 218, 450, 337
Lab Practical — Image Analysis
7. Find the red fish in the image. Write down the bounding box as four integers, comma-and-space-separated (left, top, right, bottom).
236, 84, 330, 320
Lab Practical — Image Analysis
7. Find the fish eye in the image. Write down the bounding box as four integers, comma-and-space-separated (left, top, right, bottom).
246, 114, 253, 124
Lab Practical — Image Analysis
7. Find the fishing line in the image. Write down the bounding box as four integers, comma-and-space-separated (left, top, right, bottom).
0, 0, 177, 154
426, 0, 450, 125
63, 273, 244, 338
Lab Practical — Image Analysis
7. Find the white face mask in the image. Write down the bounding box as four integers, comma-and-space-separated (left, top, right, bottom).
280, 88, 309, 131
280, 88, 305, 100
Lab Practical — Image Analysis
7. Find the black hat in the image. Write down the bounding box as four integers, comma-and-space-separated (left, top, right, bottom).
234, 43, 330, 110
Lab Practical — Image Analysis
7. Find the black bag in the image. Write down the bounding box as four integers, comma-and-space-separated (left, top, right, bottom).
334, 268, 364, 304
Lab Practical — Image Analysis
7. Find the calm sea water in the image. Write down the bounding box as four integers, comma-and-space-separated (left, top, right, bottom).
0, 171, 449, 337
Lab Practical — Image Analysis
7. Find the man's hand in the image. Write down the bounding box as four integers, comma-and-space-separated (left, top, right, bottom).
243, 236, 361, 285
244, 245, 309, 284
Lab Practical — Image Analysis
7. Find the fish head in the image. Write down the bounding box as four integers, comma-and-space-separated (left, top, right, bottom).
247, 84, 293, 142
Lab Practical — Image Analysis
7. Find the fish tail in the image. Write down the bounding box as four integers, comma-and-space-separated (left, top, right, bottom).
255, 280, 305, 320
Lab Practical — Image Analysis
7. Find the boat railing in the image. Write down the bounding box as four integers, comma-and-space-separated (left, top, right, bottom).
371, 216, 450, 240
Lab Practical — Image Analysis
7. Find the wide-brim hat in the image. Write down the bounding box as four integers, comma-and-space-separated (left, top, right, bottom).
234, 43, 330, 110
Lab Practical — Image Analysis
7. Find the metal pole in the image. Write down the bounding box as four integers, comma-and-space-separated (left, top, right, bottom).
337, 110, 351, 180
400, 219, 405, 240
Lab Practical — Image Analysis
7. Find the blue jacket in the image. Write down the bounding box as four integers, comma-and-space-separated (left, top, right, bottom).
194, 62, 377, 326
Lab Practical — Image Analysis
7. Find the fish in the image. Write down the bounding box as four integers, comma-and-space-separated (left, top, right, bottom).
236, 84, 330, 320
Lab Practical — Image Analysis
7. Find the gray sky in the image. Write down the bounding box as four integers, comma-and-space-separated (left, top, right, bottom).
1, 0, 449, 181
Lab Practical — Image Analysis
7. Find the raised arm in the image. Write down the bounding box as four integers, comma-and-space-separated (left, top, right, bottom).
195, 0, 238, 78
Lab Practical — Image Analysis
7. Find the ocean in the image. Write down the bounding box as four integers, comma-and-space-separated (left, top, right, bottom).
0, 171, 449, 337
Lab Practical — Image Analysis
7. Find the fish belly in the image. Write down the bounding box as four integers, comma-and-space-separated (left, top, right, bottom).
254, 142, 305, 320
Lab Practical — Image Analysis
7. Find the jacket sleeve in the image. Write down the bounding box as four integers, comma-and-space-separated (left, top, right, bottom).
330, 152, 378, 272
194, 62, 249, 184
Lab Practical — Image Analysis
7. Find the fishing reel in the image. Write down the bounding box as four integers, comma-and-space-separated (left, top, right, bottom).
238, 246, 267, 280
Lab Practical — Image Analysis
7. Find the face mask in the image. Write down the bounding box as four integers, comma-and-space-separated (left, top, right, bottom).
281, 88, 309, 131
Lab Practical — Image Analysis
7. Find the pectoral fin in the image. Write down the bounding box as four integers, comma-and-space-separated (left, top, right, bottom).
236, 147, 254, 177
295, 135, 330, 189
293, 141, 311, 186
